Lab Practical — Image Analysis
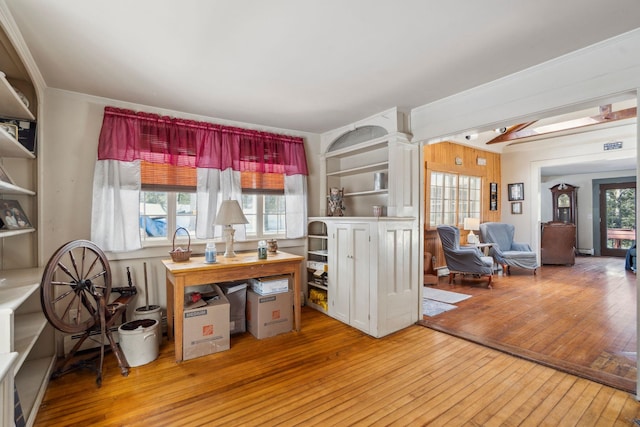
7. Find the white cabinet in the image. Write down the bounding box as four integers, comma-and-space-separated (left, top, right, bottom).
328, 221, 372, 332
315, 217, 419, 338
0, 270, 55, 427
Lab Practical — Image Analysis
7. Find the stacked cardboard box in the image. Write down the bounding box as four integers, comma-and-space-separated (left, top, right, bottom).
183, 284, 230, 360
246, 289, 292, 339
248, 276, 290, 295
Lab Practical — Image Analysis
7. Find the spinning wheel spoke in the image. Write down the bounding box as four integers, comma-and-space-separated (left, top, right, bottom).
40, 240, 111, 334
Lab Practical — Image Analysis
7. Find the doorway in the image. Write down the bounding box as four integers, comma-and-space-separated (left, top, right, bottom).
599, 182, 636, 257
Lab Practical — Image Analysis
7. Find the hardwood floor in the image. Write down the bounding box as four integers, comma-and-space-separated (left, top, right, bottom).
420, 256, 637, 393
36, 303, 640, 426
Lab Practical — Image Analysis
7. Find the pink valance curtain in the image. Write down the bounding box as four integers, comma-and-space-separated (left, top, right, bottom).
98, 106, 308, 175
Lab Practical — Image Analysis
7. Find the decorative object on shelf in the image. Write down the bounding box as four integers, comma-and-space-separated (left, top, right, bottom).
169, 227, 192, 262
0, 199, 31, 229
511, 202, 523, 214
0, 118, 37, 153
374, 172, 387, 190
205, 241, 217, 263
327, 187, 345, 216
267, 239, 278, 253
489, 182, 498, 211
0, 162, 15, 185
373, 205, 383, 217
0, 122, 17, 139
463, 217, 480, 244
508, 182, 524, 201
455, 156, 463, 165
214, 199, 249, 257
11, 86, 29, 108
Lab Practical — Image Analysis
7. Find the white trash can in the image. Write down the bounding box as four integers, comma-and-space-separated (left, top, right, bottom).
133, 305, 162, 346
118, 318, 159, 367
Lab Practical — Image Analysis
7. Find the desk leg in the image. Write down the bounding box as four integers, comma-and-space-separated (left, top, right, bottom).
173, 276, 185, 362
293, 265, 301, 332
166, 276, 174, 341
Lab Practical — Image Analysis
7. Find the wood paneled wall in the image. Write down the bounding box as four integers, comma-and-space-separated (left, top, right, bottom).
423, 142, 501, 271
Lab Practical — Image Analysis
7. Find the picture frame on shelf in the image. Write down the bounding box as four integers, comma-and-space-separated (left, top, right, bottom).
0, 199, 31, 229
511, 201, 522, 215
0, 163, 15, 185
0, 117, 37, 153
508, 182, 524, 201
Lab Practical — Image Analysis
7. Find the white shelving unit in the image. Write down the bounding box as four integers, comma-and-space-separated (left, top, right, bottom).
0, 53, 52, 427
306, 220, 329, 313
0, 270, 54, 427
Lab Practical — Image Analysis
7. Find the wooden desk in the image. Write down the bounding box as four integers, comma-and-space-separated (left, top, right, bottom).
163, 251, 305, 362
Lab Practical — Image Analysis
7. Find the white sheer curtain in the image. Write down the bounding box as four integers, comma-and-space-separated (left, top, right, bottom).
284, 174, 307, 238
91, 160, 142, 252
196, 168, 245, 240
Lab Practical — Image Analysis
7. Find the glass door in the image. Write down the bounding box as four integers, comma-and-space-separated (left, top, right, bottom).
599, 182, 636, 257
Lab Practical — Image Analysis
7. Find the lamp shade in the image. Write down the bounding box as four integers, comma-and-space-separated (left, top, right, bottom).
214, 200, 249, 225
463, 217, 480, 231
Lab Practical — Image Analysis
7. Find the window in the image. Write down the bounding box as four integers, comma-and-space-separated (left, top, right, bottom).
429, 171, 481, 227
139, 162, 286, 243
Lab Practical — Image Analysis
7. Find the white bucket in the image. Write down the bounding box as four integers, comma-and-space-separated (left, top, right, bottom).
118, 318, 159, 367
133, 305, 162, 345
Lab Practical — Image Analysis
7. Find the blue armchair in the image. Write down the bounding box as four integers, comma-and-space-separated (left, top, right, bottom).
479, 222, 538, 275
437, 225, 494, 288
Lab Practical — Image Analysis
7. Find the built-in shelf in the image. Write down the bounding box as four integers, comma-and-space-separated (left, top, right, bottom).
0, 180, 35, 196
0, 228, 35, 239
308, 249, 328, 256
324, 135, 388, 159
307, 282, 328, 291
308, 234, 328, 240
0, 72, 35, 121
326, 161, 389, 177
343, 189, 388, 197
0, 126, 34, 159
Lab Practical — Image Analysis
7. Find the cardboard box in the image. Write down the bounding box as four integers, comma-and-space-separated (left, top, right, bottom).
183, 284, 230, 360
246, 289, 292, 339
219, 282, 247, 335
248, 275, 290, 295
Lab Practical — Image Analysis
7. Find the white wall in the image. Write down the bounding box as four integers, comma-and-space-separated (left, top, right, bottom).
39, 88, 320, 317
500, 123, 637, 247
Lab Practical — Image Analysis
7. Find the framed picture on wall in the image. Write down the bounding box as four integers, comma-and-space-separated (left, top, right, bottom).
511, 202, 522, 215
489, 182, 498, 211
508, 183, 524, 201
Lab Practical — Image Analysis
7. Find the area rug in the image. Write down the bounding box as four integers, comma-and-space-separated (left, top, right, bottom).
422, 299, 458, 317
423, 286, 472, 304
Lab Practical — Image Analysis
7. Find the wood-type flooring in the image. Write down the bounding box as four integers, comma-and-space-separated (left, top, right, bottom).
420, 256, 637, 393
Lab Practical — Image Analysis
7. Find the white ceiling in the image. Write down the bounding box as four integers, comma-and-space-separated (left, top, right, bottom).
4, 0, 640, 134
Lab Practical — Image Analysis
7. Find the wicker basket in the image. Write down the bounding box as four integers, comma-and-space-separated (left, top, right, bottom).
169, 227, 192, 262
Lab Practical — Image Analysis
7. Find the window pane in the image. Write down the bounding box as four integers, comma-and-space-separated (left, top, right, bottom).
140, 191, 168, 238
263, 195, 285, 235
242, 194, 257, 235
176, 192, 196, 233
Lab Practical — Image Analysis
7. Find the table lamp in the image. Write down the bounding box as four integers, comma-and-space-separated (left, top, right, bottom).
463, 217, 480, 245
214, 199, 249, 257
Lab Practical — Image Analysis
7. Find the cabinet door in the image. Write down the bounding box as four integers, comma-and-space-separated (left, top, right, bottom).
377, 221, 419, 336
328, 222, 371, 333
328, 223, 350, 323
349, 223, 371, 333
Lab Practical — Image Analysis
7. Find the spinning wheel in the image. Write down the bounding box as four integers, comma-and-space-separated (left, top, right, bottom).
40, 240, 137, 386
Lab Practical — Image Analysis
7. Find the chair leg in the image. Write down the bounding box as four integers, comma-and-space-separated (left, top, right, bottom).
502, 264, 510, 275
448, 272, 454, 284
486, 275, 492, 289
